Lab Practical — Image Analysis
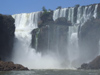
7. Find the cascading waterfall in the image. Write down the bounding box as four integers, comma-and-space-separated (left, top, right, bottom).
67, 7, 74, 24
93, 4, 98, 18
68, 26, 79, 61
53, 4, 98, 26
12, 4, 99, 69
76, 4, 98, 26
53, 4, 98, 67
53, 8, 67, 21
12, 12, 61, 69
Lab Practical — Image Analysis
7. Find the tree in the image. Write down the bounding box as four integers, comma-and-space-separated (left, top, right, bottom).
56, 6, 62, 9
42, 6, 47, 12
75, 4, 80, 8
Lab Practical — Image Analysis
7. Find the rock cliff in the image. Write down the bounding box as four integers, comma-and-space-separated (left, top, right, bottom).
0, 14, 15, 60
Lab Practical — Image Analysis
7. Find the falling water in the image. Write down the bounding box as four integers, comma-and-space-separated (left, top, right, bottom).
12, 12, 61, 69
53, 8, 67, 21
68, 26, 79, 61
67, 7, 74, 24
11, 4, 99, 69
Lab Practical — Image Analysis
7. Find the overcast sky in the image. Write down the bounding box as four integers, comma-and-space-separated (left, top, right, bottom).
0, 0, 100, 15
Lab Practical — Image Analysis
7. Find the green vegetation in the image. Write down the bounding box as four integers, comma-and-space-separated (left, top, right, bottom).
40, 6, 53, 23
42, 6, 47, 13
75, 4, 80, 8
56, 6, 62, 9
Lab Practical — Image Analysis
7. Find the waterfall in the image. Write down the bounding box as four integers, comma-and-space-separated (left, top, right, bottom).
53, 4, 98, 25
53, 8, 67, 21
11, 4, 99, 69
12, 12, 61, 69
12, 12, 41, 51
67, 26, 79, 68
53, 4, 98, 67
76, 4, 98, 26
67, 7, 74, 24
93, 4, 98, 18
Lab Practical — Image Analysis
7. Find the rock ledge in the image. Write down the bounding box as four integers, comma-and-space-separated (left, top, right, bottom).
0, 61, 29, 71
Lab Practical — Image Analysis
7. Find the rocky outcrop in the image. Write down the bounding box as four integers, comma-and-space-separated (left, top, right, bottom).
32, 16, 71, 56
0, 61, 28, 71
55, 17, 72, 26
79, 56, 100, 69
0, 14, 15, 60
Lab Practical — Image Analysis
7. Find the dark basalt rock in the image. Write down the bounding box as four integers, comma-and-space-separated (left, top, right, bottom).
32, 24, 69, 57
32, 17, 70, 56
0, 14, 15, 60
32, 12, 71, 54
97, 3, 100, 18
0, 61, 28, 71
55, 17, 72, 26
38, 17, 72, 28
79, 56, 100, 70
39, 11, 53, 24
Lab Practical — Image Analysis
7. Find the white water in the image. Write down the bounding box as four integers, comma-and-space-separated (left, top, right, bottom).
53, 8, 68, 21
76, 4, 98, 26
68, 26, 79, 62
12, 12, 61, 69
53, 4, 98, 25
68, 7, 74, 24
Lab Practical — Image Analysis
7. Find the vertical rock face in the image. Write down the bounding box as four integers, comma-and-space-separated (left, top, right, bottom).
97, 3, 100, 18
0, 14, 15, 60
32, 18, 70, 56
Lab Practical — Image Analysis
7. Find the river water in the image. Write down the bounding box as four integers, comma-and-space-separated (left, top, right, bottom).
0, 69, 100, 75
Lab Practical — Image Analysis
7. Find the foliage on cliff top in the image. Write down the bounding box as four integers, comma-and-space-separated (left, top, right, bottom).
56, 6, 62, 9
40, 6, 53, 23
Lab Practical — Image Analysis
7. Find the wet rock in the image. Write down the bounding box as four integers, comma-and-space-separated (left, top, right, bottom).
0, 14, 15, 60
0, 61, 29, 71
79, 56, 100, 70
55, 17, 72, 26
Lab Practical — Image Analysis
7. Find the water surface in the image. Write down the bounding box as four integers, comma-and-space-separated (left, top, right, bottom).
0, 69, 100, 75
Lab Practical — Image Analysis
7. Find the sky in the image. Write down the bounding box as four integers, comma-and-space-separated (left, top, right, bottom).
0, 0, 100, 15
